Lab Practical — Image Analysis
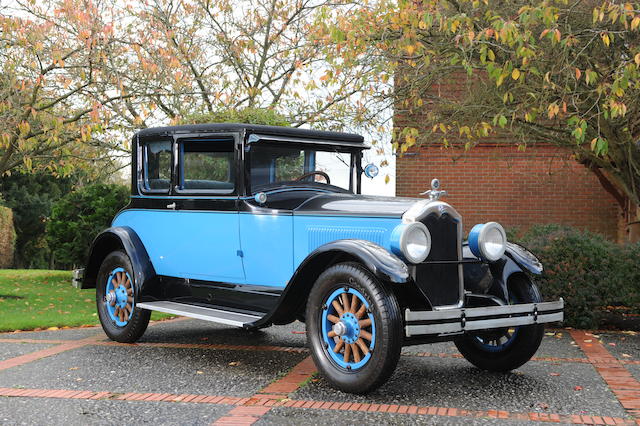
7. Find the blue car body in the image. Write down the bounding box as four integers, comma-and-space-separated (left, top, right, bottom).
83, 123, 561, 340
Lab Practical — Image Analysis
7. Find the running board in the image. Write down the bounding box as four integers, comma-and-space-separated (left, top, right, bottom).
137, 301, 263, 328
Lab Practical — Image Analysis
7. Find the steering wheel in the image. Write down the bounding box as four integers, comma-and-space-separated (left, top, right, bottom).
295, 171, 330, 185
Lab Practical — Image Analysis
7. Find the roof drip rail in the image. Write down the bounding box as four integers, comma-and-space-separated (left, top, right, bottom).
247, 133, 368, 149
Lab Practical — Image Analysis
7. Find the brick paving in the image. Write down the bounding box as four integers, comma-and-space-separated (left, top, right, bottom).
570, 330, 640, 422
0, 319, 639, 425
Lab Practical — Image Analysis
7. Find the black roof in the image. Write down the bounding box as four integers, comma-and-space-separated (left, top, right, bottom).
135, 123, 365, 144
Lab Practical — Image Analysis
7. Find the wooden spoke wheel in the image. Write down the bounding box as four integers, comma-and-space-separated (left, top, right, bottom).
322, 287, 376, 370
105, 267, 134, 327
307, 262, 402, 394
96, 250, 150, 343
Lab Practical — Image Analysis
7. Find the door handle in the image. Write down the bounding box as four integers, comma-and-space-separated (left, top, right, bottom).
167, 202, 176, 210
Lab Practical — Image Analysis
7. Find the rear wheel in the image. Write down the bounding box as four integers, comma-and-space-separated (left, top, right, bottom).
96, 251, 150, 343
306, 262, 402, 394
454, 275, 544, 371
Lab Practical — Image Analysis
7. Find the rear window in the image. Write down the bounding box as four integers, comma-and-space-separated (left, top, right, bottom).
142, 140, 171, 192
178, 139, 235, 193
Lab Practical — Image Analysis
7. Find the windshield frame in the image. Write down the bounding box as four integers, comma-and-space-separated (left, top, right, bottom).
244, 139, 363, 195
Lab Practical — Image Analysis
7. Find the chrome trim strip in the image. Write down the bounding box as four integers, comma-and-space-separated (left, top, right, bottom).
405, 311, 564, 336
402, 200, 464, 309
404, 299, 564, 337
405, 299, 564, 321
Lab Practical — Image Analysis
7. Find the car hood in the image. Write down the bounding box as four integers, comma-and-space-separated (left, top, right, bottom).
293, 193, 420, 217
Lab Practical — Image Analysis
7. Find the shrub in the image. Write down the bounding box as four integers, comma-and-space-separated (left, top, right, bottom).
0, 206, 16, 268
46, 184, 129, 269
178, 107, 291, 126
518, 224, 640, 328
0, 173, 73, 268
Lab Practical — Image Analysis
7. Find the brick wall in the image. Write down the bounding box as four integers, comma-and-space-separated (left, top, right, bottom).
396, 143, 622, 240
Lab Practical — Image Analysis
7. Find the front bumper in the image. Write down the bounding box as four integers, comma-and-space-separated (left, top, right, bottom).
72, 268, 84, 289
404, 299, 564, 337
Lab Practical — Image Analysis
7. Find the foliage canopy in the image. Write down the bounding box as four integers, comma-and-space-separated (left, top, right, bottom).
324, 0, 640, 215
0, 0, 383, 179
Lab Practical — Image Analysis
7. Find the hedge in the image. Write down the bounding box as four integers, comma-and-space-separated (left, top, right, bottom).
518, 224, 640, 329
0, 206, 16, 268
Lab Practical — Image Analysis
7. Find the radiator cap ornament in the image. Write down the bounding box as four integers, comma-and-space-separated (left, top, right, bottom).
421, 178, 448, 200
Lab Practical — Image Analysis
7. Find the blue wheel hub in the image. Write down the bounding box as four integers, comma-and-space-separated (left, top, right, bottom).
473, 327, 519, 352
105, 267, 134, 327
321, 287, 376, 371
339, 312, 360, 344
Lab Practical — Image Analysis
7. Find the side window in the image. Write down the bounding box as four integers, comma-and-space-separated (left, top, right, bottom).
142, 140, 172, 192
178, 139, 235, 193
275, 150, 304, 181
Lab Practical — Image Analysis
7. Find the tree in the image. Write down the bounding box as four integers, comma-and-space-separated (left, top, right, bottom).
1, 0, 389, 179
101, 0, 383, 131
0, 0, 132, 178
324, 0, 640, 235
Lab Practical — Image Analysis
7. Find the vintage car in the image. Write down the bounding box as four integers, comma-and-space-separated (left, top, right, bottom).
80, 123, 563, 393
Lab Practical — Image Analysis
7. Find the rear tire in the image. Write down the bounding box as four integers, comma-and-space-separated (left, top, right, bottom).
306, 262, 402, 394
96, 251, 150, 343
454, 275, 544, 372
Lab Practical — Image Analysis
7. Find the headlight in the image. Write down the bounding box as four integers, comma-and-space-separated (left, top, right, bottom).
391, 222, 431, 264
469, 222, 507, 262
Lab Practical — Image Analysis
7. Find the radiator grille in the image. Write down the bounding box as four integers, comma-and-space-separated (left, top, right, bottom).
414, 212, 461, 307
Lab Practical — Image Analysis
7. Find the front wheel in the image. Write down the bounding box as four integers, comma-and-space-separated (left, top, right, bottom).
454, 275, 544, 372
96, 251, 150, 343
306, 262, 402, 394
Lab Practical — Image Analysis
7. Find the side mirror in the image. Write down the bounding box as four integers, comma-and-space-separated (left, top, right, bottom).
363, 163, 379, 179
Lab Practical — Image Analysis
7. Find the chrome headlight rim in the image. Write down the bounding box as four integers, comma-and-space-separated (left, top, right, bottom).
392, 222, 432, 264
469, 222, 507, 262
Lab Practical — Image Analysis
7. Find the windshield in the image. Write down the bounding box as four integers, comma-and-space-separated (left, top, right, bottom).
249, 143, 355, 193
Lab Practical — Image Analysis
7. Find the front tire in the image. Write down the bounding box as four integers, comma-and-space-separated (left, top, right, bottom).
454, 275, 544, 372
96, 251, 150, 343
306, 262, 402, 394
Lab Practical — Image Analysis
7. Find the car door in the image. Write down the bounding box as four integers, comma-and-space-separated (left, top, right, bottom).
120, 136, 245, 283
169, 135, 245, 282
237, 143, 303, 289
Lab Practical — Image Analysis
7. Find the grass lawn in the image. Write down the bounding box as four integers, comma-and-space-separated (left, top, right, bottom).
0, 269, 172, 332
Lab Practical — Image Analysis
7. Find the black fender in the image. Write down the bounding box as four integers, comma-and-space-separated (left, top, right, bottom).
308, 239, 410, 284
463, 242, 543, 302
504, 242, 543, 275
254, 239, 409, 327
82, 227, 157, 299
